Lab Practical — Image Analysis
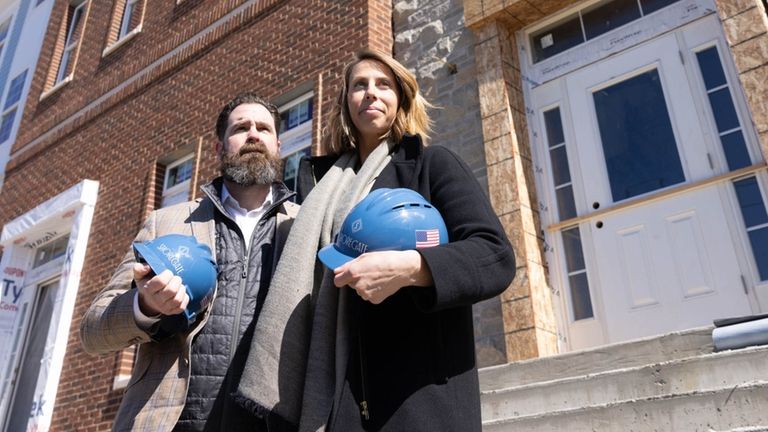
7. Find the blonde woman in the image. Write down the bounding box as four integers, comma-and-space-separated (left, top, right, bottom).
235, 50, 516, 432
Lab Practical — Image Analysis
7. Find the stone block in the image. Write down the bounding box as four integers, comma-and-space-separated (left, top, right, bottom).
536, 0, 579, 15
481, 108, 512, 141
484, 0, 506, 16
463, 0, 484, 26
502, 296, 534, 331
504, 327, 540, 360
501, 262, 531, 302
759, 130, 768, 161
534, 327, 560, 356
473, 295, 505, 337
739, 65, 768, 132
474, 19, 500, 42
485, 131, 515, 165
731, 34, 768, 73
474, 333, 507, 367
715, 0, 760, 20
506, 83, 525, 115
722, 7, 768, 46
418, 21, 445, 47
477, 80, 508, 119
504, 0, 545, 27
488, 158, 520, 214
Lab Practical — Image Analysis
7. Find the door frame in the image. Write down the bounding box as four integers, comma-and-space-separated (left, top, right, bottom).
519, 1, 764, 351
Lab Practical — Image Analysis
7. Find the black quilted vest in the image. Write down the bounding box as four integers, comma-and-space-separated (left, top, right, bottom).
173, 181, 291, 432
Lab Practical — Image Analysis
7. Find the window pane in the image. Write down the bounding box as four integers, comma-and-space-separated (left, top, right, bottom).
747, 227, 768, 280
696, 47, 727, 90
640, 0, 680, 15
119, 2, 136, 38
582, 0, 641, 41
165, 158, 193, 190
530, 15, 584, 63
556, 186, 577, 220
4, 70, 28, 110
0, 108, 16, 142
708, 88, 740, 133
66, 3, 86, 48
562, 227, 586, 271
544, 108, 565, 146
720, 131, 751, 171
550, 146, 571, 186
161, 189, 188, 208
33, 235, 69, 268
0, 18, 10, 43
734, 177, 768, 227
593, 69, 684, 201
569, 272, 594, 320
5, 282, 57, 432
281, 99, 313, 132
282, 147, 311, 193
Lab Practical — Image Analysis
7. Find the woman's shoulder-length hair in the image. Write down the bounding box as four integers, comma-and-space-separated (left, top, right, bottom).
322, 49, 434, 155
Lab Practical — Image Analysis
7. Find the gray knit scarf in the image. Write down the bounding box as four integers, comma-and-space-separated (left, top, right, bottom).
235, 140, 394, 431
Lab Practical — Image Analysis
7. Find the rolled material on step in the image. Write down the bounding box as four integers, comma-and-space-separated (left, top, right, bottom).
713, 317, 768, 351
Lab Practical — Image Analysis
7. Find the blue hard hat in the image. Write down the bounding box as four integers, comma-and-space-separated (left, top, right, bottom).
318, 188, 449, 270
133, 234, 218, 325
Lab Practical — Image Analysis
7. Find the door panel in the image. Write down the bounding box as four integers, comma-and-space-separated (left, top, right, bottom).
594, 186, 750, 341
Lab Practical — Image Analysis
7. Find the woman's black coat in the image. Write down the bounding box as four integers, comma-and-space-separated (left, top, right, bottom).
297, 134, 516, 432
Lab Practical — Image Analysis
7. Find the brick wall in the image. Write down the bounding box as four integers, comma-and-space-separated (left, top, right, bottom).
0, 0, 392, 429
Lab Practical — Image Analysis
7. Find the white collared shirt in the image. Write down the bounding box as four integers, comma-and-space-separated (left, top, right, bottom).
220, 183, 274, 249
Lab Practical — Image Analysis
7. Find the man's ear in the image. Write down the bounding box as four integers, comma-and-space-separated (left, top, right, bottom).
214, 140, 223, 156
276, 139, 282, 154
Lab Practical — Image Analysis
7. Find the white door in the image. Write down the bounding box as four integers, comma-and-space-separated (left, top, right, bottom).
530, 17, 757, 349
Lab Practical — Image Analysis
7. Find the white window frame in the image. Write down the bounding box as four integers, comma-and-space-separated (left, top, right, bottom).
161, 154, 194, 208
55, 0, 87, 85
0, 70, 28, 144
118, 0, 139, 39
0, 15, 13, 63
279, 93, 313, 193
279, 92, 313, 158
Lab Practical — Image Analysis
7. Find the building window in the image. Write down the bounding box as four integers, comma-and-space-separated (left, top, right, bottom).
161, 154, 194, 208
105, 0, 144, 52
33, 235, 70, 268
695, 45, 751, 171
529, 0, 681, 63
279, 93, 313, 194
44, 0, 88, 92
0, 70, 27, 143
0, 17, 11, 61
733, 176, 768, 281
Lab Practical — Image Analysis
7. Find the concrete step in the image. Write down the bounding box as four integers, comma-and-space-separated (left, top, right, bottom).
480, 326, 714, 392
483, 381, 768, 432
482, 344, 768, 421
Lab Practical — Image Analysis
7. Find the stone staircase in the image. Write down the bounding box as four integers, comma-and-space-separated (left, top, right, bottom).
479, 327, 768, 431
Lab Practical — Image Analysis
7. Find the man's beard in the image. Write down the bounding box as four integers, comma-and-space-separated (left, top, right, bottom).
220, 142, 283, 186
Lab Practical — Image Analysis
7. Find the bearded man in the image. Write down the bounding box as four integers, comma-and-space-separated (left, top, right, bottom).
81, 93, 298, 432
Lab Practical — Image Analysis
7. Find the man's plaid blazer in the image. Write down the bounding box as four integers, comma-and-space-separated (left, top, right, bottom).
80, 192, 297, 431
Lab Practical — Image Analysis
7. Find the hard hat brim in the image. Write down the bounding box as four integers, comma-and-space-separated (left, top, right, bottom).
133, 242, 171, 276
318, 244, 355, 270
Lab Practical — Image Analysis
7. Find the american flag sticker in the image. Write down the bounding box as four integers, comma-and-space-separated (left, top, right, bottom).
415, 229, 441, 248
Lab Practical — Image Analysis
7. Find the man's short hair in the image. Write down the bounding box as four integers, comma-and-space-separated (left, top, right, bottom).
215, 92, 280, 141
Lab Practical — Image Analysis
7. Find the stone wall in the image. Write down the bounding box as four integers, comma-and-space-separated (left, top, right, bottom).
715, 0, 768, 158
393, 0, 508, 366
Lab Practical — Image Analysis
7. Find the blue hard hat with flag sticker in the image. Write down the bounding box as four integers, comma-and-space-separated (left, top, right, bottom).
318, 188, 448, 270
133, 234, 218, 325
